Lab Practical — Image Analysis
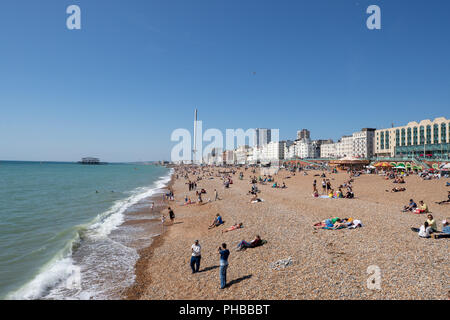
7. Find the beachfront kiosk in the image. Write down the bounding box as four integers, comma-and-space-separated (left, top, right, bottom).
329, 156, 370, 171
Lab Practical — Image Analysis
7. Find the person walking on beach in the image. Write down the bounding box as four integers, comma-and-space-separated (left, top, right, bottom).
168, 207, 175, 224
214, 189, 219, 201
191, 240, 201, 273
218, 243, 230, 289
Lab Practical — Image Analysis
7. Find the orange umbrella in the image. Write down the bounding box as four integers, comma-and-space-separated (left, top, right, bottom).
373, 162, 393, 168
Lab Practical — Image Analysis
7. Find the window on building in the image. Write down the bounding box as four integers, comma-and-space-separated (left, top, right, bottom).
433, 124, 439, 144
420, 126, 425, 145
401, 128, 405, 146
413, 127, 418, 145
426, 125, 431, 144
407, 128, 412, 146
395, 129, 400, 146
440, 123, 446, 143
385, 131, 389, 150
380, 132, 384, 150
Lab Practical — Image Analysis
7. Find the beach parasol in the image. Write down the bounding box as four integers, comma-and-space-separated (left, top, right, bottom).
374, 162, 393, 168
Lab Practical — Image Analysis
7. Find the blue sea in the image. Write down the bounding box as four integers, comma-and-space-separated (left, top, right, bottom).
0, 161, 172, 300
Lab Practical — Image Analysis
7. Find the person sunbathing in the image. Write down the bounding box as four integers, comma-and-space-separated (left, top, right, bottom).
208, 214, 224, 229
390, 187, 406, 192
435, 191, 450, 205
330, 219, 347, 229
222, 223, 243, 233
314, 217, 340, 228
250, 194, 263, 203
236, 235, 262, 251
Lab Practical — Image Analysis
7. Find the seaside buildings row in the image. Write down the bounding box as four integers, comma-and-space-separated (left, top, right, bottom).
200, 117, 450, 165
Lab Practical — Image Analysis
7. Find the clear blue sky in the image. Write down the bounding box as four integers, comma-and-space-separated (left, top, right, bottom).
1, 0, 449, 162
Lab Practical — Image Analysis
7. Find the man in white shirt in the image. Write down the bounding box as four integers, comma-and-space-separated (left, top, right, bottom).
190, 240, 202, 273
418, 222, 432, 238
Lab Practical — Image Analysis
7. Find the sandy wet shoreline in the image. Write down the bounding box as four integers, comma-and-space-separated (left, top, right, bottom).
124, 167, 449, 300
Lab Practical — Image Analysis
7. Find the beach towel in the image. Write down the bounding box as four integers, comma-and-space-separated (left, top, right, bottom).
322, 225, 346, 230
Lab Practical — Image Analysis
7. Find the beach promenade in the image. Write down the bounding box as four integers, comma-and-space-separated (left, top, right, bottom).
125, 167, 449, 300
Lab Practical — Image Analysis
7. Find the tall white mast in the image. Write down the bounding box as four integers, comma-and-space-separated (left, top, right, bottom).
193, 109, 197, 164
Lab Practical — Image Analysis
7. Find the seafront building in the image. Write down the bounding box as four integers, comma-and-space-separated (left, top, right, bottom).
296, 129, 310, 140
319, 129, 375, 159
374, 117, 450, 159
286, 138, 315, 159
260, 141, 286, 162
352, 128, 376, 158
235, 145, 250, 165
198, 117, 449, 166
254, 128, 272, 147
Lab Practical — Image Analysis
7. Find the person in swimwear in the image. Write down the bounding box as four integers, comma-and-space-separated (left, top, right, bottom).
222, 223, 243, 233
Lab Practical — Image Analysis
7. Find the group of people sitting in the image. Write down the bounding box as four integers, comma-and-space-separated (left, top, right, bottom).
402, 199, 429, 214
412, 216, 450, 239
389, 187, 406, 192
393, 177, 405, 184
313, 187, 354, 199
314, 217, 363, 230
271, 182, 286, 189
